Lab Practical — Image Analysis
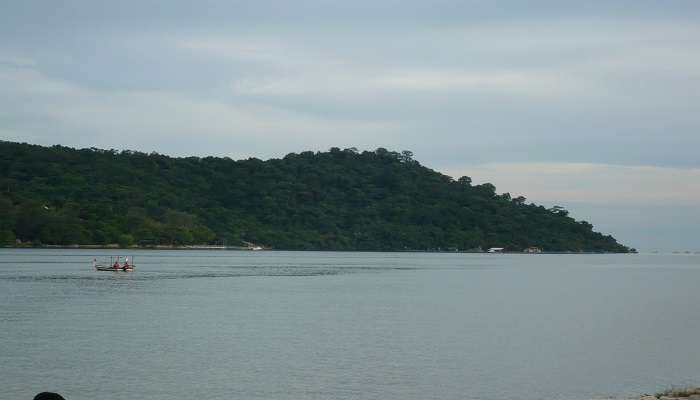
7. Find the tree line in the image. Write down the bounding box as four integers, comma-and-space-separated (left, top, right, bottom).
0, 141, 631, 252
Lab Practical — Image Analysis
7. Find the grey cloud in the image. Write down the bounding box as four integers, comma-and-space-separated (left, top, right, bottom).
3, 1, 700, 32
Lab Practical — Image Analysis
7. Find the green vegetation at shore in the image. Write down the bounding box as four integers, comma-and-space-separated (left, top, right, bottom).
0, 141, 630, 252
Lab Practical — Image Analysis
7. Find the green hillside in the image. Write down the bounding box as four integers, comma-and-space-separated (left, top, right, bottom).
0, 141, 630, 252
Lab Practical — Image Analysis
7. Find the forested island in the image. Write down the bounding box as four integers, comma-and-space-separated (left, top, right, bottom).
0, 141, 631, 252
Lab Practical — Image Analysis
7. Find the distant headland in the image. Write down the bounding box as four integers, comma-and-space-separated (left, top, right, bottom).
0, 141, 632, 253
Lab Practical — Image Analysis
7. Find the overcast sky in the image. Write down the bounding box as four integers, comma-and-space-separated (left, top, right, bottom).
2, 1, 699, 251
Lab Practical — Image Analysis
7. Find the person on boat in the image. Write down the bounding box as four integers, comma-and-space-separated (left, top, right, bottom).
123, 257, 130, 270
113, 256, 120, 269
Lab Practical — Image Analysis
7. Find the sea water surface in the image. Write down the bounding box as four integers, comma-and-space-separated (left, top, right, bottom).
1, 249, 699, 400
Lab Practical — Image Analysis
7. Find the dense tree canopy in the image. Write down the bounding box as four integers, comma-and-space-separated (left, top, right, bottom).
0, 141, 630, 252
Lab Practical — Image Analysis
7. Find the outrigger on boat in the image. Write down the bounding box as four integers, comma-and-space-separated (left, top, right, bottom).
93, 256, 135, 272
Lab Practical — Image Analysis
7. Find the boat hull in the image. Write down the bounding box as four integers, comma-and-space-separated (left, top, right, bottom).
95, 265, 134, 272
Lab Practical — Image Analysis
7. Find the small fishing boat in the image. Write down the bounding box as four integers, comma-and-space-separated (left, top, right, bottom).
93, 256, 135, 272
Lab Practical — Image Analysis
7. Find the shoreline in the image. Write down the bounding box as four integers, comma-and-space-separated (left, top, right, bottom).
636, 387, 700, 400
1, 244, 635, 254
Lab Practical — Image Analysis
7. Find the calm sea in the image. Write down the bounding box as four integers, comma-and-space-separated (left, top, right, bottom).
1, 249, 699, 400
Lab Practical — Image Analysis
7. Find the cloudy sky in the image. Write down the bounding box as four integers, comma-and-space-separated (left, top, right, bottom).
2, 1, 699, 251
